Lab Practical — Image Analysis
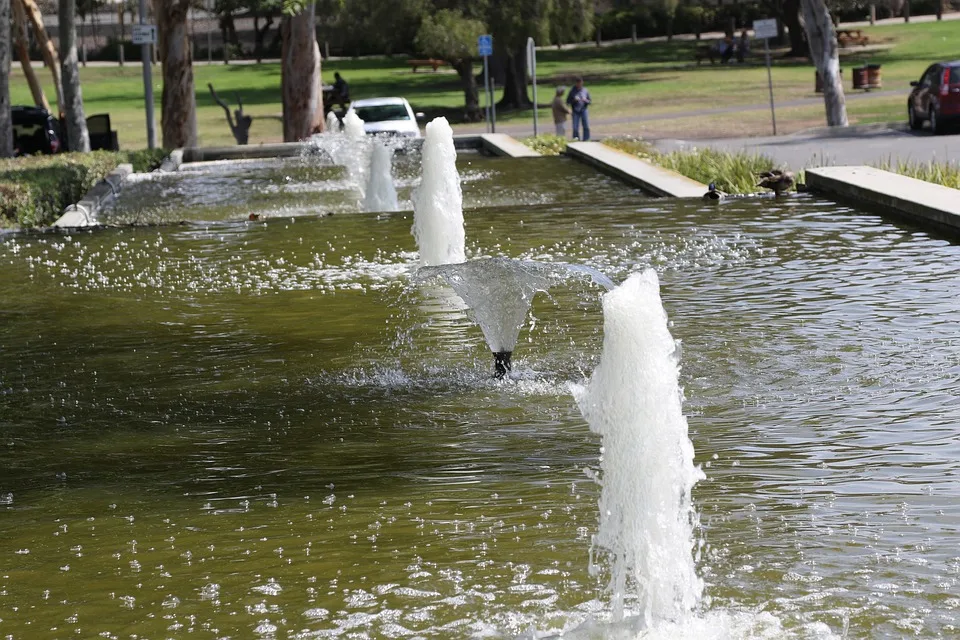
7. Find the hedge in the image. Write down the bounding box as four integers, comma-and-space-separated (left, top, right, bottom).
0, 149, 167, 229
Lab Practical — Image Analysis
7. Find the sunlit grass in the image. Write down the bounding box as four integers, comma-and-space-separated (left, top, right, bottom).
604, 135, 777, 194
874, 157, 960, 189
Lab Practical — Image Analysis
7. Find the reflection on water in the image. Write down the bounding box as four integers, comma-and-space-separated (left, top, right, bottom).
2, 180, 960, 637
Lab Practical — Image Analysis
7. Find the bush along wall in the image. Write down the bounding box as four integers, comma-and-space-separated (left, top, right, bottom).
0, 149, 167, 229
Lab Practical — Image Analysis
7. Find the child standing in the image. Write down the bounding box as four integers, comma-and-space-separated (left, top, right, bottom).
552, 87, 571, 137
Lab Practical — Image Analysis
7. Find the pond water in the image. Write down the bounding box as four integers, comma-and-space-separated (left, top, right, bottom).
1, 156, 960, 639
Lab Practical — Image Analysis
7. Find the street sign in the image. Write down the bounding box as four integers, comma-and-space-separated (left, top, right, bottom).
753, 18, 778, 40
752, 19, 779, 135
131, 24, 157, 45
478, 34, 493, 57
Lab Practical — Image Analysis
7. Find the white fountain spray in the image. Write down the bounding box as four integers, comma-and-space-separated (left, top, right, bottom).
325, 110, 341, 134
330, 110, 370, 203
412, 117, 465, 267
363, 141, 399, 212
574, 269, 704, 628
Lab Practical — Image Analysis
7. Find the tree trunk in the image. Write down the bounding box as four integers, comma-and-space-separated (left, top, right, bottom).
0, 0, 12, 158
12, 0, 49, 110
666, 15, 674, 41
253, 13, 274, 63
59, 0, 90, 152
453, 59, 480, 122
157, 0, 198, 148
497, 48, 531, 110
20, 0, 64, 116
801, 0, 847, 126
783, 0, 808, 56
281, 5, 324, 141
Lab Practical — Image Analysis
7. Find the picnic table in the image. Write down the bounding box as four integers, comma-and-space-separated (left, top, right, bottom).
407, 59, 446, 72
837, 29, 870, 47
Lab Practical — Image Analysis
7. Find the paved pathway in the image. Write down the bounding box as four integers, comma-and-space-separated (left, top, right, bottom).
653, 124, 960, 169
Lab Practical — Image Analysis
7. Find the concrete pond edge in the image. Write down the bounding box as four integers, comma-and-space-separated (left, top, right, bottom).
805, 166, 960, 237
564, 141, 707, 198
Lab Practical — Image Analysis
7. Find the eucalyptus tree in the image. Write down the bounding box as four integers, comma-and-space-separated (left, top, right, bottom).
801, 0, 847, 126
415, 9, 487, 121
0, 0, 12, 158
281, 0, 324, 139
156, 0, 199, 147
485, 0, 553, 109
60, 0, 91, 152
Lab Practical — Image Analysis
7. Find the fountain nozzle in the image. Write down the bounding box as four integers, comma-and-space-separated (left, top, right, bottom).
493, 351, 512, 379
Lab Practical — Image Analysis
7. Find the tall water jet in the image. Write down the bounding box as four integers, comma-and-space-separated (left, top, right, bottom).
325, 111, 341, 133
412, 117, 465, 267
363, 140, 399, 212
331, 110, 370, 202
574, 270, 704, 627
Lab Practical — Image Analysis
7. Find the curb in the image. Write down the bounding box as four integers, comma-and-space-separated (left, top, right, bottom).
159, 148, 184, 172
53, 163, 133, 228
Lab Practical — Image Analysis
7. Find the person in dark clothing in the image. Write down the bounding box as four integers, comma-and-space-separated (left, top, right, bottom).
332, 72, 350, 108
566, 77, 592, 141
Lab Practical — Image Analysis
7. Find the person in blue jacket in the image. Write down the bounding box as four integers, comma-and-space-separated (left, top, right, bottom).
566, 77, 592, 141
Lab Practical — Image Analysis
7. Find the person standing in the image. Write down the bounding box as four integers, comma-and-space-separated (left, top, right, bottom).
332, 72, 350, 108
551, 86, 570, 137
566, 77, 592, 141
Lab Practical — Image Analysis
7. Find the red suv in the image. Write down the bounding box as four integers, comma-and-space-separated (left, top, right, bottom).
908, 61, 960, 134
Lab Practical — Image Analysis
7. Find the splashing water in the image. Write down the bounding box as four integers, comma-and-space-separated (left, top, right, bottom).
412, 117, 465, 267
573, 270, 704, 627
416, 258, 615, 377
363, 141, 399, 213
331, 111, 370, 202
325, 111, 340, 134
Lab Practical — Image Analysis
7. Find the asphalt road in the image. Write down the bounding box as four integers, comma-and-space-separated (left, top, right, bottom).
653, 123, 960, 169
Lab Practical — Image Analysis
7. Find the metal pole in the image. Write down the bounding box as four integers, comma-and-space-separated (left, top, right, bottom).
491, 78, 497, 134
207, 29, 212, 64
764, 38, 777, 136
531, 44, 538, 137
139, 0, 156, 149
483, 55, 491, 133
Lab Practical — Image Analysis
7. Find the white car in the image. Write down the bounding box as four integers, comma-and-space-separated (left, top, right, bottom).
346, 97, 424, 138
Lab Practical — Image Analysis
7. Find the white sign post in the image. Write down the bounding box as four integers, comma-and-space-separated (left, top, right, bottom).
131, 24, 157, 45
478, 35, 493, 133
135, 0, 156, 149
753, 18, 778, 136
526, 37, 538, 137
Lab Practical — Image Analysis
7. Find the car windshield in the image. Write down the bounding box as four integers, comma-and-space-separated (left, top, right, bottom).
353, 104, 410, 122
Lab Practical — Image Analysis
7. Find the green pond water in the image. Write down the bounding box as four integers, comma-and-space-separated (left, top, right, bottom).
1, 155, 959, 638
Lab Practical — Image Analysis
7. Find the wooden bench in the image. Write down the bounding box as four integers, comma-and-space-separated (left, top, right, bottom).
407, 59, 446, 72
837, 29, 869, 47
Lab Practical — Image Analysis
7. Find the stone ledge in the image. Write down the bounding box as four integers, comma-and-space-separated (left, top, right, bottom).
805, 166, 960, 236
53, 163, 133, 228
565, 141, 706, 198
479, 134, 541, 158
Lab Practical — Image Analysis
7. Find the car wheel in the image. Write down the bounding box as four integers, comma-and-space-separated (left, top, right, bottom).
930, 107, 945, 135
908, 104, 923, 130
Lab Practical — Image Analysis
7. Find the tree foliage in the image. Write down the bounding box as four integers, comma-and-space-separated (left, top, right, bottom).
414, 9, 486, 63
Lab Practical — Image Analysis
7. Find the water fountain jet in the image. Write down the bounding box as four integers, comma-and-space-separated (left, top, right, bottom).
412, 117, 465, 267
574, 269, 704, 627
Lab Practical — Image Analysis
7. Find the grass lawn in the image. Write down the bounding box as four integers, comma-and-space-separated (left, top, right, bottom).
8, 19, 959, 148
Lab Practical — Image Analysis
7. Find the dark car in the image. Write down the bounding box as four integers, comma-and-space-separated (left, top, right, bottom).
908, 61, 960, 135
11, 106, 62, 155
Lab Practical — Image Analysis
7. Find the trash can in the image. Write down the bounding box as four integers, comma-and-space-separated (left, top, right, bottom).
815, 69, 843, 93
866, 64, 882, 89
852, 66, 868, 90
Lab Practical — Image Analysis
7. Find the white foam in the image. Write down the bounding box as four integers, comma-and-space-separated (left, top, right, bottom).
573, 270, 705, 624
412, 117, 465, 266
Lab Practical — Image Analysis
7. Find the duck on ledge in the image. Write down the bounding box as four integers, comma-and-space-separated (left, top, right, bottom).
756, 170, 795, 197
702, 182, 727, 202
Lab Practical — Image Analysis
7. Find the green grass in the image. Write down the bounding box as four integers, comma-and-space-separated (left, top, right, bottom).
521, 134, 568, 155
875, 157, 960, 188
604, 135, 777, 193
0, 149, 167, 228
7, 19, 960, 147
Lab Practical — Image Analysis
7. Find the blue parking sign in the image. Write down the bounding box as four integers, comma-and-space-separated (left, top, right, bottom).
478, 34, 493, 57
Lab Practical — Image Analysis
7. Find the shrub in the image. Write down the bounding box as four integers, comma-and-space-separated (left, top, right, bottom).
521, 135, 568, 156
0, 149, 169, 228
